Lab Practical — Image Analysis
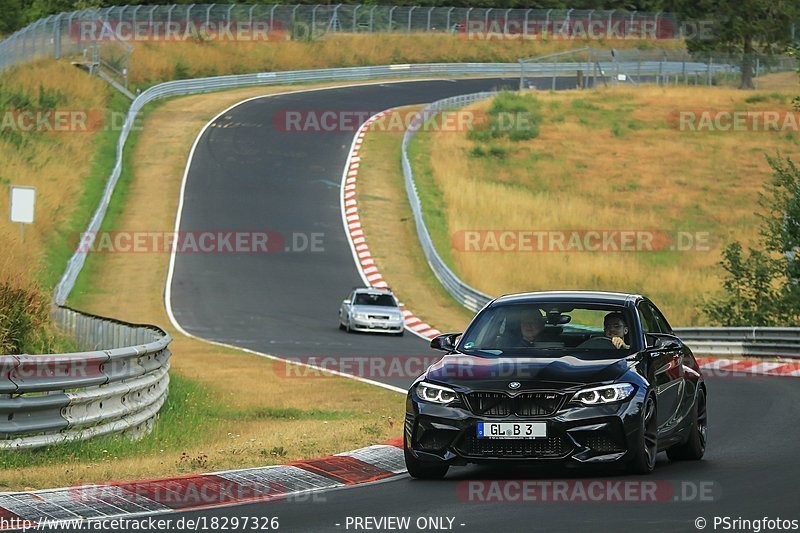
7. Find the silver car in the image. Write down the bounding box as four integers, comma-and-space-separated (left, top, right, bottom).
339, 288, 405, 336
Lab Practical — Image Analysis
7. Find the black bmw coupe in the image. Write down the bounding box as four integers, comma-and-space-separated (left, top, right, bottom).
404, 291, 707, 478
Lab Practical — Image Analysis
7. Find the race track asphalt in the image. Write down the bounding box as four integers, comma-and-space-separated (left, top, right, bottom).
169, 77, 522, 390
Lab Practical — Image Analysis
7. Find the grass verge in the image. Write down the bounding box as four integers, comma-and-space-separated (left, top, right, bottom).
126, 34, 683, 89
407, 84, 799, 325
0, 60, 114, 288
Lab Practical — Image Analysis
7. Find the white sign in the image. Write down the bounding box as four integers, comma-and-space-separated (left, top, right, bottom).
617, 74, 627, 81
10, 186, 36, 224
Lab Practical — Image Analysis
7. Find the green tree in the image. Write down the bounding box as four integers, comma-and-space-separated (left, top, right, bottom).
652, 0, 799, 89
704, 243, 783, 326
0, 0, 23, 34
759, 156, 800, 317
704, 156, 800, 326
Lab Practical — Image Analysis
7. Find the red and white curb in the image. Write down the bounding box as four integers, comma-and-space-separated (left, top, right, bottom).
696, 357, 800, 377
0, 439, 404, 528
340, 111, 441, 341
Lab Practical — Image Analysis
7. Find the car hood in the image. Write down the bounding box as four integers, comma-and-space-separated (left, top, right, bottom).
423, 352, 637, 390
351, 305, 402, 316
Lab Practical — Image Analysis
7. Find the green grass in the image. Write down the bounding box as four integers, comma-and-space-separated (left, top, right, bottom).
38, 92, 133, 292
468, 92, 542, 144
0, 373, 217, 478
407, 131, 458, 272
0, 373, 363, 478
743, 92, 789, 104
230, 407, 357, 421
67, 99, 162, 309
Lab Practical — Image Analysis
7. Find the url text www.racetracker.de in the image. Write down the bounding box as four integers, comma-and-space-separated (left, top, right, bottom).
0, 516, 467, 532
0, 516, 279, 532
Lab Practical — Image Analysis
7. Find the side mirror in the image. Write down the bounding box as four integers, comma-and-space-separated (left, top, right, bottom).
343, 299, 351, 305
430, 333, 461, 353
657, 337, 682, 350
647, 334, 681, 352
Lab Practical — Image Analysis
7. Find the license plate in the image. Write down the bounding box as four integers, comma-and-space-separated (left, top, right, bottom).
478, 422, 547, 439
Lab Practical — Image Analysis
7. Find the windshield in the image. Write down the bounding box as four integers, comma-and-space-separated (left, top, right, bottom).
457, 301, 638, 358
354, 293, 397, 307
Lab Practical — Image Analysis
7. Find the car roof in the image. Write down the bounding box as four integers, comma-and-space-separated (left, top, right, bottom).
353, 287, 393, 295
491, 291, 642, 306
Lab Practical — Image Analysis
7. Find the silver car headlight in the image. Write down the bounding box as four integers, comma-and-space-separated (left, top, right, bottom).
415, 382, 458, 405
571, 383, 635, 406
353, 312, 369, 320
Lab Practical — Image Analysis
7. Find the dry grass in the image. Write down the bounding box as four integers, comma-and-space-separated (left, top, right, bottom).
1, 82, 411, 492
356, 108, 475, 333
0, 60, 111, 285
126, 34, 684, 87
754, 71, 800, 91
414, 85, 799, 325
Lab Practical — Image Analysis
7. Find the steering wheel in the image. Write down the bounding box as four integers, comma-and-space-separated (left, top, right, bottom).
576, 336, 615, 349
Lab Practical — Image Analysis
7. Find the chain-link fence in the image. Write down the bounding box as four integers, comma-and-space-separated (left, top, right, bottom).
518, 47, 797, 90
0, 6, 694, 75
2, 5, 796, 92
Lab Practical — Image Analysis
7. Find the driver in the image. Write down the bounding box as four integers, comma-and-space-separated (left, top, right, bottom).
603, 312, 630, 350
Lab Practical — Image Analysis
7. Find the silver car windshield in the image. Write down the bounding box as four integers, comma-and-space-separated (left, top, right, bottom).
354, 293, 397, 307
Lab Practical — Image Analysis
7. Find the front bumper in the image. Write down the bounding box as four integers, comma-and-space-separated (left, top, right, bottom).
405, 388, 647, 466
350, 316, 404, 333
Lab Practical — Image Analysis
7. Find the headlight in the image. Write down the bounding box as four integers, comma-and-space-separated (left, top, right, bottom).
353, 312, 368, 320
415, 382, 458, 405
571, 383, 635, 406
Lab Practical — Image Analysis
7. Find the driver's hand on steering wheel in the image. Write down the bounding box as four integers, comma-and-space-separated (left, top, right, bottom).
611, 336, 630, 350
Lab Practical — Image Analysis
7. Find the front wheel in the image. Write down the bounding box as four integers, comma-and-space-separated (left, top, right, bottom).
667, 388, 707, 461
628, 395, 658, 475
404, 444, 449, 479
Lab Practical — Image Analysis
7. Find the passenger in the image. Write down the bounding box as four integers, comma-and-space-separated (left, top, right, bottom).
501, 309, 546, 347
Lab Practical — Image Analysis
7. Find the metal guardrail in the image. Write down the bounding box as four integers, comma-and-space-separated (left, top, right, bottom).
1, 306, 171, 449
401, 92, 497, 314
400, 92, 800, 360
672, 328, 800, 358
